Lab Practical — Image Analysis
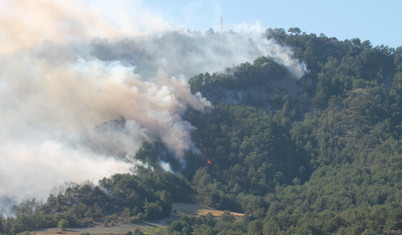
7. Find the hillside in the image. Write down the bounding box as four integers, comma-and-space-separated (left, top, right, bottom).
1, 28, 402, 235
178, 28, 402, 234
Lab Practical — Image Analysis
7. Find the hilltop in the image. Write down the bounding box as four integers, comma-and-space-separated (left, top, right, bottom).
1, 28, 402, 235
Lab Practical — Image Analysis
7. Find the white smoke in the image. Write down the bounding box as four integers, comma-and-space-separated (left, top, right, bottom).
159, 161, 174, 173
0, 0, 306, 208
0, 0, 170, 55
90, 29, 306, 79
0, 52, 207, 204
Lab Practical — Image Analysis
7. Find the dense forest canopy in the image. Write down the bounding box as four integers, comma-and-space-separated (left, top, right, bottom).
2, 28, 402, 234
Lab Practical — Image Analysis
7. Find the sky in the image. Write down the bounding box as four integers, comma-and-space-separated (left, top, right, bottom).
143, 0, 402, 48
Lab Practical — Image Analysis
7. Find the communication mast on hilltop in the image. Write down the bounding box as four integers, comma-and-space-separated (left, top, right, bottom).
220, 16, 224, 32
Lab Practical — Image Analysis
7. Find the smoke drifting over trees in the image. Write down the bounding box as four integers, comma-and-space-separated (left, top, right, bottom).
0, 0, 305, 209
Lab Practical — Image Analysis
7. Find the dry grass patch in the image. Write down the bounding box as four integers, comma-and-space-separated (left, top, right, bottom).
171, 203, 244, 217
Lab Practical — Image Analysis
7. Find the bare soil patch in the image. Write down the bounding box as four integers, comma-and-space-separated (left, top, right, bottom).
171, 203, 244, 217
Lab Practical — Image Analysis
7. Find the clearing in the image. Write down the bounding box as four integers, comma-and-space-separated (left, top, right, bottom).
34, 203, 243, 234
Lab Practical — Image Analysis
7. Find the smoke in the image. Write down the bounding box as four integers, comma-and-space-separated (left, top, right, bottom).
0, 52, 206, 204
90, 29, 306, 79
0, 0, 169, 55
0, 0, 306, 208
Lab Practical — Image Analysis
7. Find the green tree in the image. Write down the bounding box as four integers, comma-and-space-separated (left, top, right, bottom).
288, 27, 301, 35
57, 219, 69, 231
133, 228, 144, 235
0, 215, 3, 234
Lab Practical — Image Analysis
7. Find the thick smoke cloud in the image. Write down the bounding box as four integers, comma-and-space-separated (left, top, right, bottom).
0, 0, 306, 209
0, 50, 207, 205
0, 0, 169, 55
90, 29, 306, 79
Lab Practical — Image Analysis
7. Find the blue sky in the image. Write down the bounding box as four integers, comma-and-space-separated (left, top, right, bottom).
143, 0, 402, 48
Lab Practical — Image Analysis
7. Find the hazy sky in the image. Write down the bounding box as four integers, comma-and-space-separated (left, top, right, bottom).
143, 0, 402, 48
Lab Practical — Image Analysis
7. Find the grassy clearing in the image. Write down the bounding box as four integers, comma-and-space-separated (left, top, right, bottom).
34, 203, 243, 235
33, 222, 166, 235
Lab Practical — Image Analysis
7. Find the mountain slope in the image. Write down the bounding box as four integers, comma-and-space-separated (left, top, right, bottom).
2, 28, 402, 235
179, 28, 402, 234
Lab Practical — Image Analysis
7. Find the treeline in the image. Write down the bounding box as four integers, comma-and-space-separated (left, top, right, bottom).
188, 56, 296, 112
168, 203, 402, 234
0, 168, 193, 234
188, 56, 288, 102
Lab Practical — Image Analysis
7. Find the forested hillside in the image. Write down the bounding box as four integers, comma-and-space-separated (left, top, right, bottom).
180, 28, 402, 234
2, 28, 402, 235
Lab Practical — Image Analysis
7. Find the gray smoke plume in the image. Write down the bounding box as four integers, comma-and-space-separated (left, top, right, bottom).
90, 29, 306, 79
0, 0, 306, 209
